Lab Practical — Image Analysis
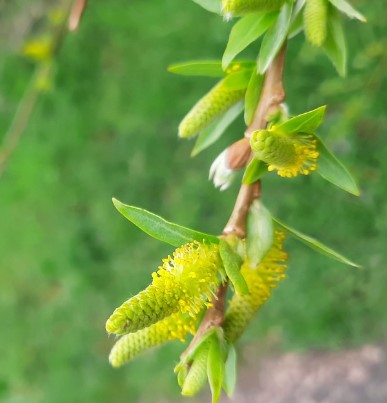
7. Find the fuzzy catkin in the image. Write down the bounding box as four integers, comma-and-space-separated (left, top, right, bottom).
106, 241, 222, 335
222, 0, 285, 18
223, 232, 288, 342
304, 0, 328, 47
178, 81, 245, 138
109, 313, 197, 368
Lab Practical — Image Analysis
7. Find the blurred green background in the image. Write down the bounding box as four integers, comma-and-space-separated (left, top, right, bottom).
0, 0, 386, 402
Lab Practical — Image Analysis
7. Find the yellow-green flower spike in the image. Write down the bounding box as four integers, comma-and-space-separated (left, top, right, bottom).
223, 231, 288, 342
250, 129, 319, 178
304, 0, 328, 47
222, 0, 285, 18
109, 313, 197, 368
106, 241, 222, 335
181, 341, 210, 396
178, 80, 245, 138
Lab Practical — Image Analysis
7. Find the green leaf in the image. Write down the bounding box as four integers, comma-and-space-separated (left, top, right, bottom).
222, 68, 253, 90
258, 2, 293, 73
207, 335, 225, 403
244, 71, 264, 125
223, 344, 237, 397
246, 200, 274, 267
273, 217, 360, 267
315, 135, 360, 196
288, 0, 305, 39
219, 239, 249, 295
168, 61, 226, 77
175, 328, 218, 373
323, 8, 347, 77
222, 12, 277, 70
112, 198, 219, 247
329, 0, 366, 22
192, 102, 244, 157
192, 0, 222, 14
242, 158, 267, 185
275, 106, 327, 134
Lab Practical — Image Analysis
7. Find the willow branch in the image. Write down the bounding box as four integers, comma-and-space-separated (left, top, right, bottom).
181, 44, 287, 360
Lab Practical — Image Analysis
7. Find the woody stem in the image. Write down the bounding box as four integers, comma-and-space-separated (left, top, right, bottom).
181, 44, 287, 360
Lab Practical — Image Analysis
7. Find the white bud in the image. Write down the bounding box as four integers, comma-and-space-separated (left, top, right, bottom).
209, 150, 236, 191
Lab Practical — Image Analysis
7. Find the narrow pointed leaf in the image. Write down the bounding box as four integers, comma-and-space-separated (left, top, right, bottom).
207, 336, 225, 403
244, 71, 264, 125
192, 102, 244, 157
273, 217, 360, 267
315, 135, 360, 196
323, 8, 347, 77
258, 2, 293, 73
223, 68, 253, 90
243, 158, 268, 185
219, 239, 249, 295
329, 0, 366, 22
192, 0, 222, 14
288, 0, 306, 39
223, 344, 237, 397
222, 12, 277, 69
112, 198, 219, 246
246, 200, 274, 267
168, 61, 226, 77
275, 106, 327, 134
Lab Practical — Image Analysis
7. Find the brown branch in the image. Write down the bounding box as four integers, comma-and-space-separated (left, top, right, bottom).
245, 43, 287, 138
68, 0, 87, 32
180, 44, 288, 361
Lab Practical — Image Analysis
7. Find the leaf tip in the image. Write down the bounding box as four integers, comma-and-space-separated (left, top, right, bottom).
112, 197, 123, 210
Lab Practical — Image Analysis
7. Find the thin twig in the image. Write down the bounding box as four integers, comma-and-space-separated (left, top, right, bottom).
180, 44, 288, 360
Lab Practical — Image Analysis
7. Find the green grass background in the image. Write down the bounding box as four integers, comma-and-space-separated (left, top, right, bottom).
0, 0, 386, 401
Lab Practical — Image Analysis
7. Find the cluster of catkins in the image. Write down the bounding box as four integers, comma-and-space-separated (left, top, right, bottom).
106, 229, 288, 398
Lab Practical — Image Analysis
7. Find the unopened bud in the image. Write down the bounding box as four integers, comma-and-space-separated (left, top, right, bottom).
209, 150, 237, 191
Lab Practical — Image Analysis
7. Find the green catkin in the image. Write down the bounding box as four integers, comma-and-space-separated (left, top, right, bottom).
181, 342, 210, 396
222, 0, 286, 18
109, 313, 196, 368
250, 129, 319, 177
106, 241, 222, 335
178, 80, 245, 138
251, 129, 298, 168
223, 231, 288, 342
304, 0, 328, 47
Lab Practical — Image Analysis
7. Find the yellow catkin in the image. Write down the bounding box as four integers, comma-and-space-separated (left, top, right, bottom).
181, 341, 210, 396
106, 241, 221, 335
178, 80, 245, 138
109, 313, 197, 368
250, 129, 319, 178
222, 0, 285, 18
223, 231, 288, 342
304, 0, 328, 47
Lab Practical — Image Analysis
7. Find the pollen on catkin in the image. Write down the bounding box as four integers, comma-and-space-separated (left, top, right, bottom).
181, 341, 210, 396
222, 0, 285, 19
178, 80, 245, 138
106, 241, 222, 335
223, 231, 288, 342
109, 312, 197, 368
304, 0, 328, 47
250, 129, 319, 177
